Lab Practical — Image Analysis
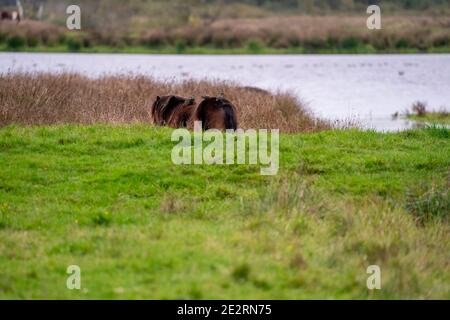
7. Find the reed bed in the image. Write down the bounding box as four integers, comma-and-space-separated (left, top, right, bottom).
2, 14, 450, 52
163, 15, 450, 51
0, 73, 330, 133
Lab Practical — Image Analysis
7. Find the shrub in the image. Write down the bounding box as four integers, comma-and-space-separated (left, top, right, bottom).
175, 40, 186, 53
66, 38, 82, 52
395, 38, 410, 49
82, 37, 92, 48
58, 34, 67, 45
412, 101, 427, 116
370, 33, 393, 50
247, 40, 263, 53
40, 33, 54, 46
0, 32, 7, 44
327, 36, 339, 48
341, 37, 361, 50
26, 36, 39, 48
7, 35, 26, 49
432, 35, 450, 47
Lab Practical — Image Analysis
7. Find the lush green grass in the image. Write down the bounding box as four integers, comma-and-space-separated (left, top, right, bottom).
0, 125, 449, 299
2, 44, 450, 55
408, 113, 450, 125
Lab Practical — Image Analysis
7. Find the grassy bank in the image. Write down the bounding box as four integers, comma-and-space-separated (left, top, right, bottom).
0, 73, 448, 299
2, 14, 450, 55
0, 125, 449, 299
3, 44, 450, 55
403, 102, 450, 126
408, 113, 450, 125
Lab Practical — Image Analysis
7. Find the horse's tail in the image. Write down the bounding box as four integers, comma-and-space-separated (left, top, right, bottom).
223, 104, 238, 130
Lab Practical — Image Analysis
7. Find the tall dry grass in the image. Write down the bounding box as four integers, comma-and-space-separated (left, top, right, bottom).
0, 73, 329, 133
2, 14, 450, 51
169, 15, 450, 50
0, 20, 65, 47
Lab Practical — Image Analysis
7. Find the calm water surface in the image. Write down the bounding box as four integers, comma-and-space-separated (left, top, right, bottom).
2, 52, 450, 131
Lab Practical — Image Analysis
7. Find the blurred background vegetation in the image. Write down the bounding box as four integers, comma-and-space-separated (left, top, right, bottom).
1, 0, 450, 53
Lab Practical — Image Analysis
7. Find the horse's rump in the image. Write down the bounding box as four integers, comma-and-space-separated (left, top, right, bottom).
152, 95, 238, 130
167, 103, 196, 128
194, 96, 238, 130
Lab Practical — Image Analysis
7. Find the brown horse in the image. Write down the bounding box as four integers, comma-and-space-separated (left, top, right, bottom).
192, 96, 238, 130
151, 95, 195, 127
167, 102, 196, 128
151, 95, 238, 130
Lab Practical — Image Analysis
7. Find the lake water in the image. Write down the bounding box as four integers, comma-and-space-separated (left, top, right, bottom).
1, 52, 450, 131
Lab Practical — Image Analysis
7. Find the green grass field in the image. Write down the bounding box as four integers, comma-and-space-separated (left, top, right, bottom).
0, 125, 449, 299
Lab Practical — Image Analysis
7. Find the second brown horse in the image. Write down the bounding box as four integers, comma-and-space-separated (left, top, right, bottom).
151, 95, 238, 130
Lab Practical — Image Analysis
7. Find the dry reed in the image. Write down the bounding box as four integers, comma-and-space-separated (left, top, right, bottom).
0, 73, 330, 133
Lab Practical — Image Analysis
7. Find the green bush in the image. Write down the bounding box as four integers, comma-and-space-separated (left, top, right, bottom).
66, 38, 82, 52
327, 36, 339, 48
247, 40, 263, 53
41, 33, 55, 46
395, 38, 410, 49
82, 37, 92, 48
175, 40, 186, 53
26, 36, 39, 48
57, 34, 67, 45
7, 35, 26, 49
432, 35, 450, 47
341, 37, 361, 50
0, 32, 7, 44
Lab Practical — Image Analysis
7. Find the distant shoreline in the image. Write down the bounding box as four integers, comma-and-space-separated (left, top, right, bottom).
3, 14, 450, 55
2, 45, 450, 55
